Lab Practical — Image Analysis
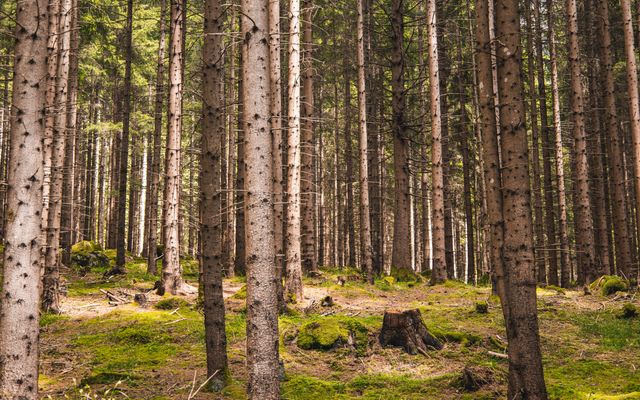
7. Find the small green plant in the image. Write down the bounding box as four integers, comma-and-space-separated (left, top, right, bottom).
619, 303, 638, 319
546, 285, 566, 295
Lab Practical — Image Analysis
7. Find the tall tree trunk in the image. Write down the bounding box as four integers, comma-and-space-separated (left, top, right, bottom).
343, 64, 356, 268
225, 6, 238, 276
112, 0, 134, 274
301, 0, 316, 273
43, 0, 73, 313
524, 1, 545, 283
241, 0, 281, 395
534, 0, 558, 286
494, 0, 548, 395
428, 0, 446, 283
201, 0, 228, 386
391, 0, 412, 272
0, 1, 47, 395
356, 0, 373, 283
620, 0, 640, 282
235, 47, 246, 276
161, 0, 188, 294
146, 0, 167, 274
597, 0, 633, 278
548, 0, 571, 287
269, 0, 285, 306
566, 0, 597, 285
286, 0, 304, 301
60, 0, 79, 266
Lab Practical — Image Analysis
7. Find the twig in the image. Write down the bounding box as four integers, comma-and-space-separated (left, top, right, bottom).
164, 318, 186, 325
488, 350, 508, 359
99, 289, 127, 304
187, 370, 220, 399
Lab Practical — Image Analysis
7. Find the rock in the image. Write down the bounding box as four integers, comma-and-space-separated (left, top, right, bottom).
134, 293, 148, 307
321, 296, 334, 307
379, 309, 442, 354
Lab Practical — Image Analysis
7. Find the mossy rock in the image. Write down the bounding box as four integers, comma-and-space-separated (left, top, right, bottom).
231, 285, 247, 300
70, 241, 109, 272
619, 303, 638, 319
475, 301, 488, 314
297, 317, 369, 353
430, 328, 482, 347
591, 275, 629, 296
154, 297, 191, 310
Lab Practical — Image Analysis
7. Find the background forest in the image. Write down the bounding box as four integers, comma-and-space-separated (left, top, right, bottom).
0, 0, 640, 398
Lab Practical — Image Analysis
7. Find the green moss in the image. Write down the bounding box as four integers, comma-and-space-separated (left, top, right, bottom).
547, 285, 566, 295
389, 267, 420, 282
591, 275, 629, 296
619, 304, 638, 319
574, 310, 640, 350
154, 296, 191, 310
430, 328, 482, 347
475, 301, 489, 314
294, 316, 373, 355
231, 285, 247, 300
71, 241, 110, 272
546, 360, 640, 399
80, 372, 134, 386
40, 313, 69, 327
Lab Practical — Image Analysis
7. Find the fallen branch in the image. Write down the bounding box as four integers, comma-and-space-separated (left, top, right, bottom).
99, 289, 128, 304
487, 350, 508, 359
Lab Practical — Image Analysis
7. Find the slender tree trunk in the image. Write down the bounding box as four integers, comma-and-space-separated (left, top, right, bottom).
0, 1, 47, 396
286, 0, 304, 301
225, 7, 237, 276
548, 0, 571, 287
620, 0, 640, 282
235, 48, 246, 276
241, 0, 281, 395
43, 0, 73, 312
597, 0, 633, 278
343, 65, 356, 268
161, 0, 188, 294
201, 0, 229, 386
534, 0, 558, 286
301, 0, 316, 273
356, 0, 373, 283
494, 0, 548, 395
524, 1, 545, 283
428, 0, 446, 283
146, 0, 167, 274
391, 0, 412, 272
565, 0, 597, 285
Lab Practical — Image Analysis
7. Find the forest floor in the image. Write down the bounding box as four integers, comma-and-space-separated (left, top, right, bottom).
38, 252, 640, 400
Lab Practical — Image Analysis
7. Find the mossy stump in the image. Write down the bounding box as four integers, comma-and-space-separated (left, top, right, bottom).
379, 309, 443, 355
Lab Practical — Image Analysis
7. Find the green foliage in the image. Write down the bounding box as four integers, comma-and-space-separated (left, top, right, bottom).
71, 241, 110, 272
154, 296, 191, 310
574, 310, 640, 350
429, 328, 482, 347
546, 285, 566, 295
231, 285, 247, 300
389, 267, 421, 283
546, 360, 640, 399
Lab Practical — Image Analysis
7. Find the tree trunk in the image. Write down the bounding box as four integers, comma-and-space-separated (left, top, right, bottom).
201, 0, 229, 386
241, 0, 281, 395
343, 65, 356, 268
0, 1, 47, 396
428, 0, 446, 283
286, 0, 304, 301
146, 0, 167, 274
548, 0, 571, 287
161, 0, 187, 294
379, 309, 443, 354
566, 0, 597, 285
619, 0, 640, 283
43, 0, 73, 313
301, 0, 316, 273
391, 0, 412, 272
597, 0, 633, 278
356, 0, 373, 283
534, 0, 558, 286
235, 40, 246, 276
494, 0, 548, 395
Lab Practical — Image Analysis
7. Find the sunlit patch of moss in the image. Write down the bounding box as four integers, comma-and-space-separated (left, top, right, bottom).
230, 285, 247, 300
282, 373, 457, 399
154, 296, 191, 310
574, 310, 640, 350
590, 275, 629, 296
40, 313, 69, 327
296, 317, 370, 355
546, 359, 640, 399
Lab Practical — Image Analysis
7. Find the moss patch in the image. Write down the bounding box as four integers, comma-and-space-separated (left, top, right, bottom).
591, 276, 629, 296
154, 296, 191, 310
297, 318, 368, 352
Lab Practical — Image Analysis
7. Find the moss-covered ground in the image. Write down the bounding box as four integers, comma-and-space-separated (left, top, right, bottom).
39, 258, 640, 399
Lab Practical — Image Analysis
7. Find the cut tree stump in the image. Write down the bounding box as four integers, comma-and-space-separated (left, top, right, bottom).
379, 309, 443, 354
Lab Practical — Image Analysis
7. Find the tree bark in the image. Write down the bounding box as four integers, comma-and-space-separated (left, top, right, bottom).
548, 0, 571, 287
201, 0, 229, 386
240, 0, 281, 395
428, 0, 446, 283
494, 0, 548, 395
286, 0, 304, 301
597, 0, 633, 278
566, 0, 597, 285
0, 1, 47, 396
391, 0, 412, 272
43, 0, 73, 312
356, 0, 373, 283
161, 0, 187, 294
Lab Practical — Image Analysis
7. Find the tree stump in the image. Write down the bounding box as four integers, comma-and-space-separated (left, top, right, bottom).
379, 309, 443, 354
